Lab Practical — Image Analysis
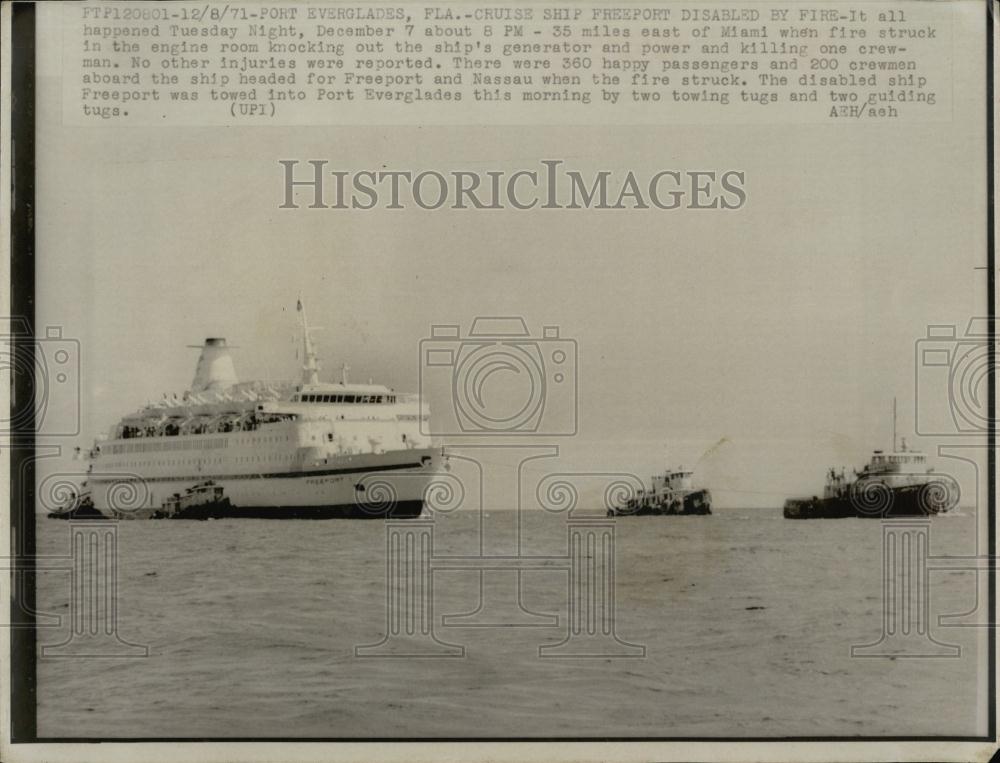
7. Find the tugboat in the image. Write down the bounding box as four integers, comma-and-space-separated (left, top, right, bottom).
105, 481, 233, 520
608, 464, 712, 516
47, 488, 104, 520
784, 401, 958, 519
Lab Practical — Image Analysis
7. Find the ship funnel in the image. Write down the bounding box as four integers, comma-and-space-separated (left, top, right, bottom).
189, 337, 238, 393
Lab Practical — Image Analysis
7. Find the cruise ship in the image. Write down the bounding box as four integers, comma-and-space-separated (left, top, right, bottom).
50, 301, 442, 519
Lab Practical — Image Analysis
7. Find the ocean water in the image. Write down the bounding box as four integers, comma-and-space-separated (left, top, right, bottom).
34, 508, 986, 738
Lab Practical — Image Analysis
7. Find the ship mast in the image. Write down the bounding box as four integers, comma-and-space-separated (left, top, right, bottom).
297, 298, 321, 386
892, 397, 897, 452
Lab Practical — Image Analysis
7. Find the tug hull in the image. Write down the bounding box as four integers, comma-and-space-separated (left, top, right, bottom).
610, 488, 712, 517
783, 483, 955, 519
46, 495, 104, 520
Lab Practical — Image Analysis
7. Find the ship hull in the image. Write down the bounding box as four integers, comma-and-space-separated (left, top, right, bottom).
683, 489, 712, 515
85, 448, 440, 520
783, 483, 954, 519
137, 500, 424, 521
610, 488, 712, 517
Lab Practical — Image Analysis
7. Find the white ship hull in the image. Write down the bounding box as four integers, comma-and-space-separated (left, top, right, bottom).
90, 447, 441, 520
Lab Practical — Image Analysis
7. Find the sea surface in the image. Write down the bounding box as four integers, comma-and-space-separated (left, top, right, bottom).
35, 507, 987, 738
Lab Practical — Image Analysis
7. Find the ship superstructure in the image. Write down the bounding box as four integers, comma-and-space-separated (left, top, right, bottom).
609, 464, 712, 517
53, 301, 441, 519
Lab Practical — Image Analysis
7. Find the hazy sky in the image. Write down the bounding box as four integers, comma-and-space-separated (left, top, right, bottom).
32, 6, 989, 509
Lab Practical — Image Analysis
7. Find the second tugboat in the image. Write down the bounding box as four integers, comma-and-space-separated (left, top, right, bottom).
784, 401, 959, 519
608, 464, 712, 517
